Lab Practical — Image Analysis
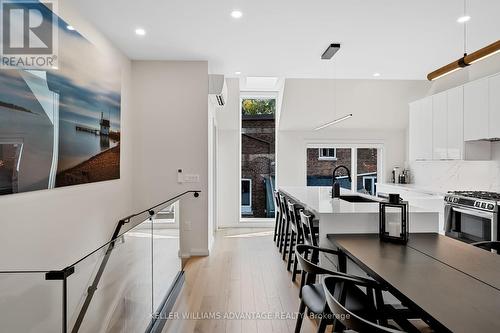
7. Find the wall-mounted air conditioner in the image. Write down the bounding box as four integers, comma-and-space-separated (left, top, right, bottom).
208, 74, 227, 108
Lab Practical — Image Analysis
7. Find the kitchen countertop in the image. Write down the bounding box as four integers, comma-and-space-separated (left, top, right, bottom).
376, 183, 446, 196
280, 186, 431, 215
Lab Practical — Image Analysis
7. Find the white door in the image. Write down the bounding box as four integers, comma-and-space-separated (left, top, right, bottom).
464, 78, 489, 141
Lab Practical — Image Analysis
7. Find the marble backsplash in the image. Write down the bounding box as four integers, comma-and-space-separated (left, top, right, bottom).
410, 158, 500, 193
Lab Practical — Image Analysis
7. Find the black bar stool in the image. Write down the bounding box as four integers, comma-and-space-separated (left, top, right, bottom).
273, 191, 282, 246
298, 210, 319, 295
286, 200, 304, 280
279, 193, 291, 260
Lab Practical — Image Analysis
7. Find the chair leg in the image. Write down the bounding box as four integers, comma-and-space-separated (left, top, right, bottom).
287, 231, 295, 271
294, 300, 307, 333
316, 317, 328, 333
282, 221, 290, 260
279, 218, 286, 253
292, 232, 301, 282
299, 271, 306, 298
273, 211, 280, 243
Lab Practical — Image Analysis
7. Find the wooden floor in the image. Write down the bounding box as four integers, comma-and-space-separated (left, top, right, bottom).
162, 228, 317, 333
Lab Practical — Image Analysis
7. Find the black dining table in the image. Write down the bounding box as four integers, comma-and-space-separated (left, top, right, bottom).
326, 233, 500, 333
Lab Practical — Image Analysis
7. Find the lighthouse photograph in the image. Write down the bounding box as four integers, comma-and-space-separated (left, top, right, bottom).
0, 4, 121, 196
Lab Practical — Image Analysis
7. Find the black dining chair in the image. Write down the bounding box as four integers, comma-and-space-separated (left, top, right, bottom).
471, 241, 500, 252
294, 244, 387, 333
286, 200, 304, 280
273, 191, 282, 246
322, 275, 405, 333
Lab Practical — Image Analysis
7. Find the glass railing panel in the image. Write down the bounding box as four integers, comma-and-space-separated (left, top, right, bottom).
152, 201, 182, 312
67, 219, 153, 333
0, 272, 63, 333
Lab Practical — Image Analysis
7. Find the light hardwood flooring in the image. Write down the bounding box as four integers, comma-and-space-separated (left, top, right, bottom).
162, 228, 317, 333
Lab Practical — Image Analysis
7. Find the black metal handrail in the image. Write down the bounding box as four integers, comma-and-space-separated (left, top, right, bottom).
69, 190, 201, 333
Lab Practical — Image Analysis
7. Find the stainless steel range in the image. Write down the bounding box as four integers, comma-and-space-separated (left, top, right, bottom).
444, 191, 499, 244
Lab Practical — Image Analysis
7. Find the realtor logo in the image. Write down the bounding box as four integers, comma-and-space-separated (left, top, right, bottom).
1, 0, 58, 69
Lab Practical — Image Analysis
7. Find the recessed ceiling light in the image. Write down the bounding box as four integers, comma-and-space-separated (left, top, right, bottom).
235, 71, 241, 75
231, 10, 243, 19
135, 28, 146, 36
373, 72, 381, 77
66, 25, 75, 31
457, 15, 471, 23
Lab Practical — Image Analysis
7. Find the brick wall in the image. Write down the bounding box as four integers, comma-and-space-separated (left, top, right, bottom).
241, 117, 275, 218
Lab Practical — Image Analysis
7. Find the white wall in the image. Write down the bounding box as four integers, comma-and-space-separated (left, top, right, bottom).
130, 61, 209, 257
277, 129, 406, 187
216, 79, 241, 227
276, 78, 427, 189
409, 53, 500, 192
0, 0, 133, 270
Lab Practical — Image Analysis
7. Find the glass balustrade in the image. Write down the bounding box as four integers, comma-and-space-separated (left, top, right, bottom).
0, 191, 198, 333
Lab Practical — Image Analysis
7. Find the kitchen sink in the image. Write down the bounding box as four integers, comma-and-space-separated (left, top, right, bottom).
338, 195, 378, 203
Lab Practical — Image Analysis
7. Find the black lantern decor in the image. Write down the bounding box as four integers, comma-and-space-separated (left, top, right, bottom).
379, 194, 409, 244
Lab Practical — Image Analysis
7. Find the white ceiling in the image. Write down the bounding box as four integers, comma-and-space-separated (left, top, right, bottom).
69, 0, 500, 80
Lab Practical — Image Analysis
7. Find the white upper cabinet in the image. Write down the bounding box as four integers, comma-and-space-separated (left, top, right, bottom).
447, 86, 464, 160
409, 97, 433, 161
489, 73, 500, 139
432, 92, 448, 160
464, 78, 489, 141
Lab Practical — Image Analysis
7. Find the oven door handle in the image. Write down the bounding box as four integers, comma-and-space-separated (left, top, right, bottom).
452, 207, 494, 219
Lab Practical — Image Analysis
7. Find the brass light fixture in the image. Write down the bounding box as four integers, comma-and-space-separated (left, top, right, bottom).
428, 40, 500, 81
427, 0, 500, 81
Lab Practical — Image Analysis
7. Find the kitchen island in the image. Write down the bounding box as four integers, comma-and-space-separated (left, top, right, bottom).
280, 186, 440, 247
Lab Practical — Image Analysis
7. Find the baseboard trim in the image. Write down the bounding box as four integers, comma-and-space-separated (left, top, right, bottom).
190, 248, 210, 256
147, 271, 185, 333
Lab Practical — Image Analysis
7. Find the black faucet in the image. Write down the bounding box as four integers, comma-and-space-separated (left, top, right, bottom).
332, 165, 352, 198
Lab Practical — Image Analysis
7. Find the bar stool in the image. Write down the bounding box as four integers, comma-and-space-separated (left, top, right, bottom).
273, 191, 282, 246
286, 200, 304, 280
279, 193, 291, 259
298, 210, 319, 295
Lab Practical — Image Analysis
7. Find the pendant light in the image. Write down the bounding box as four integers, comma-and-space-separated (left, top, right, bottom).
314, 43, 353, 131
428, 0, 500, 81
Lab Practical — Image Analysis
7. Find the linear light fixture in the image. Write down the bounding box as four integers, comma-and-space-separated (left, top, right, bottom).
314, 114, 353, 131
321, 43, 341, 60
427, 40, 500, 81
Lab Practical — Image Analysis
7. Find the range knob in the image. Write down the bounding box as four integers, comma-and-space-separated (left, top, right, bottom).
481, 203, 487, 209
453, 198, 459, 203
475, 202, 481, 207
488, 204, 495, 210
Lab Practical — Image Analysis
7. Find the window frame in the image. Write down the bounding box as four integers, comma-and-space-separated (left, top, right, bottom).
305, 143, 384, 192
318, 148, 337, 161
239, 91, 278, 223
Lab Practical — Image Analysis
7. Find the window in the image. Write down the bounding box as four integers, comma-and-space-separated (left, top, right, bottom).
241, 96, 276, 219
318, 148, 337, 160
241, 179, 252, 215
0, 142, 23, 195
306, 145, 382, 196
